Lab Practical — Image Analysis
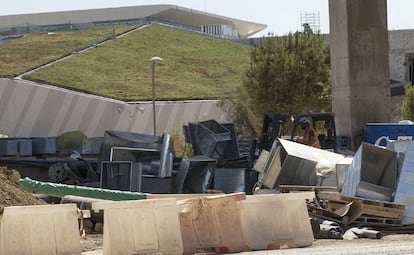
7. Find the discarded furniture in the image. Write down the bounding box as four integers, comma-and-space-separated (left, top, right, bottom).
100, 161, 142, 192
97, 130, 173, 176
184, 119, 232, 159
97, 131, 175, 193
172, 155, 217, 194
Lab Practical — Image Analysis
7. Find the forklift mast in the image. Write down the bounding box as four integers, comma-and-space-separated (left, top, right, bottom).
259, 112, 337, 151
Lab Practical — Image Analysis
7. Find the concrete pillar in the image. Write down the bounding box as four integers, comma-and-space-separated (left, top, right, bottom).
329, 0, 391, 150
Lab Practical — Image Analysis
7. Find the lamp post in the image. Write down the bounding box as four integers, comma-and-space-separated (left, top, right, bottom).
150, 56, 163, 136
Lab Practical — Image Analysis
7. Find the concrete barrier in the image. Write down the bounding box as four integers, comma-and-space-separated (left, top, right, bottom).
0, 204, 81, 255
178, 192, 246, 254
92, 198, 183, 255
240, 193, 315, 250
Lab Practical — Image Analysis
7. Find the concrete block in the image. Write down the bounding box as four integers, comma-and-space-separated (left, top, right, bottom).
92, 198, 183, 255
0, 204, 81, 255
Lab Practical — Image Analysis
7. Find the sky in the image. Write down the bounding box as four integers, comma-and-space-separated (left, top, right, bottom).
1, 0, 413, 37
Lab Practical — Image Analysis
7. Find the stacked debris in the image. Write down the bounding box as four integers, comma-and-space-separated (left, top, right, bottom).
0, 167, 46, 209
255, 137, 414, 238
183, 119, 258, 194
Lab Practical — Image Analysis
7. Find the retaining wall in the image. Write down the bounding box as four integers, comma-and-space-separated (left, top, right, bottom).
0, 78, 226, 138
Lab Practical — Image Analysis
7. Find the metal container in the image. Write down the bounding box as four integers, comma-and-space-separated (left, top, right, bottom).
341, 143, 397, 201
260, 139, 344, 189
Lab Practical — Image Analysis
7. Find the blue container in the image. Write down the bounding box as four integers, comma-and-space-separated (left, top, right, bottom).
364, 123, 414, 146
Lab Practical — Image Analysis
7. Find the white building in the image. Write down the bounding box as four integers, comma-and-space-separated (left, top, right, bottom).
0, 5, 267, 39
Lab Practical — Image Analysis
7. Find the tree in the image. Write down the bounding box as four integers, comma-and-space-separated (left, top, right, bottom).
223, 32, 331, 137
402, 85, 414, 120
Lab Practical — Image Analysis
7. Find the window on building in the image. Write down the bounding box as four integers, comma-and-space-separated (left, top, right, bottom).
405, 53, 414, 85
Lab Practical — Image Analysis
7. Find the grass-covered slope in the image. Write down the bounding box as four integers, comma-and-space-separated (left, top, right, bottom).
24, 25, 251, 101
0, 25, 137, 77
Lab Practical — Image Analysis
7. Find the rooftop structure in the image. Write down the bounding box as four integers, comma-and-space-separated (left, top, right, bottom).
0, 5, 267, 39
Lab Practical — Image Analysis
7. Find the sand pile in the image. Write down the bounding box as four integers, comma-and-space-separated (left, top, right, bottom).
0, 167, 46, 209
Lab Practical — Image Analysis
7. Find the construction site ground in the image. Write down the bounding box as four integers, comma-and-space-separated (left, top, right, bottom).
79, 234, 414, 255
3, 167, 414, 254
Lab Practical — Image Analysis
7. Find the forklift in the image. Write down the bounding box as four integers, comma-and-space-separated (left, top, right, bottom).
258, 112, 337, 151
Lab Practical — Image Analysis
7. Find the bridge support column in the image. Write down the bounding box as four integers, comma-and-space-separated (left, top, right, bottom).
329, 0, 391, 149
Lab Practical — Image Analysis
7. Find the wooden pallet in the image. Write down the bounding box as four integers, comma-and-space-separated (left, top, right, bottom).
307, 203, 359, 226
318, 192, 404, 220
353, 216, 402, 227
356, 216, 401, 225
279, 185, 338, 193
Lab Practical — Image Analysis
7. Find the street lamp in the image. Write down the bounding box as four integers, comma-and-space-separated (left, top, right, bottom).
150, 56, 163, 136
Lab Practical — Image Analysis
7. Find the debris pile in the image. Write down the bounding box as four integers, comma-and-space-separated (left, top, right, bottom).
315, 192, 404, 228
0, 167, 46, 209
255, 137, 414, 239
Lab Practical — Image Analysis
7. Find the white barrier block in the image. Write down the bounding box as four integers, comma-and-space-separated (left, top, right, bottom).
178, 192, 246, 254
92, 198, 183, 255
240, 193, 314, 250
0, 204, 81, 255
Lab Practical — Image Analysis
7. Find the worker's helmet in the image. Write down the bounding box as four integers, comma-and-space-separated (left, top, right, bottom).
299, 117, 311, 125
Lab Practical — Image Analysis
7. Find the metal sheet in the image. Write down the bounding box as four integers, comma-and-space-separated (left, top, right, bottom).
355, 181, 393, 201
278, 138, 344, 164
398, 171, 414, 186
253, 149, 269, 173
341, 143, 397, 201
336, 157, 354, 191
394, 141, 414, 224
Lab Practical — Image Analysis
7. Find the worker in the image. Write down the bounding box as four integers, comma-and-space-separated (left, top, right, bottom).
298, 117, 321, 148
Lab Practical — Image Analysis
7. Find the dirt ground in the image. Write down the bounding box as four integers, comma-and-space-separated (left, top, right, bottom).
0, 167, 46, 210
80, 233, 414, 255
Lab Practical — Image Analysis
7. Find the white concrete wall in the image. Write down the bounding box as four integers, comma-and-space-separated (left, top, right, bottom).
0, 78, 226, 138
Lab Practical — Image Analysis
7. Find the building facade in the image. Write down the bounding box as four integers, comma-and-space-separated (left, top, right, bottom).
0, 5, 266, 39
